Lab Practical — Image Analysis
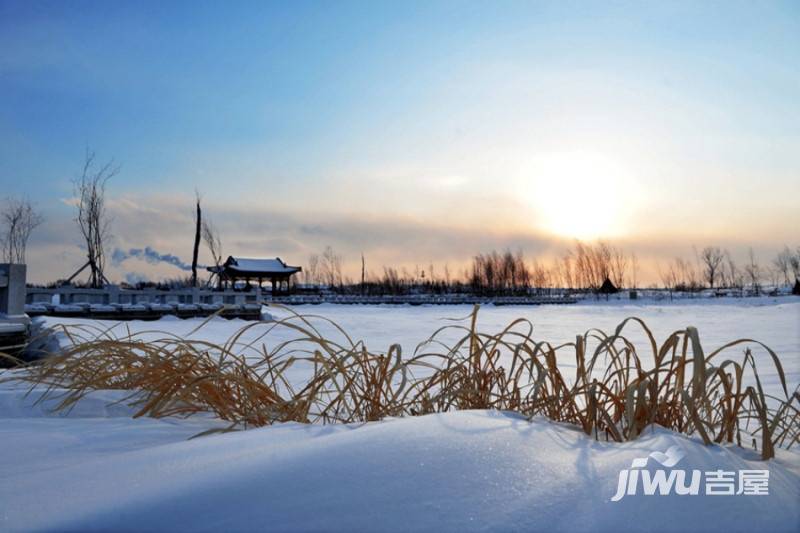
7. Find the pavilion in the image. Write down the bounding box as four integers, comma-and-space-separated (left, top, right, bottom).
207, 256, 302, 294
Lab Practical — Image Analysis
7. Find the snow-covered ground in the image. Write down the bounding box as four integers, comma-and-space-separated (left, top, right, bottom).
1, 300, 799, 531
1, 404, 798, 532
26, 297, 800, 398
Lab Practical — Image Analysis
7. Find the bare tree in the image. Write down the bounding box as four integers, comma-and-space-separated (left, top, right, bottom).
469, 249, 531, 295
609, 246, 628, 288
320, 246, 342, 287
767, 264, 781, 289
569, 240, 629, 290
744, 248, 762, 294
700, 246, 725, 289
530, 260, 550, 293
660, 256, 700, 292
789, 247, 800, 282
678, 257, 701, 290
573, 241, 595, 289
71, 150, 118, 288
304, 253, 320, 285
201, 215, 223, 284
1, 197, 43, 263
773, 246, 793, 286
560, 252, 574, 290
720, 251, 738, 289
191, 192, 202, 287
658, 261, 678, 297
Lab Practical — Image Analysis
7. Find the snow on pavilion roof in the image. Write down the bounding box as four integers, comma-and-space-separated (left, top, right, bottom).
217, 256, 301, 276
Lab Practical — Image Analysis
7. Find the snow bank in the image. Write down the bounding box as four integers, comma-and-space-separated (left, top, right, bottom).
1, 401, 797, 532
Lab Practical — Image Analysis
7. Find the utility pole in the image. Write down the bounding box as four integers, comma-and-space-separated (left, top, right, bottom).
361, 253, 366, 294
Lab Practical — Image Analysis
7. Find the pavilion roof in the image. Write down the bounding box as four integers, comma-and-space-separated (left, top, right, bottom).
207, 256, 302, 277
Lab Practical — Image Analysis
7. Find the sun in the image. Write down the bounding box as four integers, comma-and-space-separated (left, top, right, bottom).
526, 151, 635, 240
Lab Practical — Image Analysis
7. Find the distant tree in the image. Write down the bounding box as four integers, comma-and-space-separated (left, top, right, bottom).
72, 149, 118, 288
516, 250, 531, 289
361, 253, 366, 294
724, 251, 742, 289
201, 216, 223, 272
320, 246, 342, 287
658, 261, 678, 297
530, 260, 550, 293
790, 247, 800, 282
573, 241, 601, 289
767, 264, 782, 288
773, 246, 793, 286
0, 197, 43, 263
744, 248, 762, 294
609, 246, 628, 288
661, 256, 701, 292
381, 266, 402, 294
305, 253, 320, 285
568, 240, 630, 290
700, 246, 725, 289
559, 252, 575, 290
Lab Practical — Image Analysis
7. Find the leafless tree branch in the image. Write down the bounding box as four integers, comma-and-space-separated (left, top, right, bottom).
73, 148, 118, 287
1, 197, 44, 263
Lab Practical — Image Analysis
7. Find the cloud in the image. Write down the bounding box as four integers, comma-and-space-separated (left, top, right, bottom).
59, 197, 79, 208
20, 191, 798, 285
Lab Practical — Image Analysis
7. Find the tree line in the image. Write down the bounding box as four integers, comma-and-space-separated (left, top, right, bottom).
298, 242, 800, 296
660, 245, 800, 295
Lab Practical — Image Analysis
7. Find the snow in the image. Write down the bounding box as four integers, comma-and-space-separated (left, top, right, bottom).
227, 257, 300, 274
0, 405, 798, 532
0, 321, 26, 335
29, 298, 800, 398
1, 300, 798, 531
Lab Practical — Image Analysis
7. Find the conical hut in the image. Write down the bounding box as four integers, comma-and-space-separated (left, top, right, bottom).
598, 277, 619, 294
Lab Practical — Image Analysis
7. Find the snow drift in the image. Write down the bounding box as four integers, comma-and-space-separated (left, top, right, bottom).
0, 399, 797, 532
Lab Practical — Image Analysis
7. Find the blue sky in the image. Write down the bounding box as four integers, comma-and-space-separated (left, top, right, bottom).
1, 1, 798, 282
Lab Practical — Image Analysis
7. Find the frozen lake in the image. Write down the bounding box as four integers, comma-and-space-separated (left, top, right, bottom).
38, 296, 800, 398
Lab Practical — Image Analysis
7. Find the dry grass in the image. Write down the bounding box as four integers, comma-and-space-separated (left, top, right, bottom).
3, 305, 798, 458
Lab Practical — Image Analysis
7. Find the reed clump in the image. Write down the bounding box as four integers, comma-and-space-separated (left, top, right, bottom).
3, 306, 798, 458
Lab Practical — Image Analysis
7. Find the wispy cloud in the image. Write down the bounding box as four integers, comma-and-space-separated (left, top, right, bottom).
22, 191, 799, 285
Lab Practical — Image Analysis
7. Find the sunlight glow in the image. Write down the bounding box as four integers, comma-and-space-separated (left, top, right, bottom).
527, 151, 636, 240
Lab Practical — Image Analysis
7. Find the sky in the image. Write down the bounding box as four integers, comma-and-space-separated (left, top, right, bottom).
0, 0, 798, 284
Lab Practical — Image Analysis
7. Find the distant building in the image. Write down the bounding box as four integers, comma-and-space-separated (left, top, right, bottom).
207, 256, 302, 293
598, 277, 619, 294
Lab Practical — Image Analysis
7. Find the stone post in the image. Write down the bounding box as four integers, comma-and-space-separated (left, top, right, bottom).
0, 264, 27, 319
